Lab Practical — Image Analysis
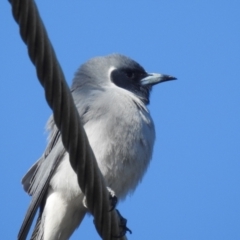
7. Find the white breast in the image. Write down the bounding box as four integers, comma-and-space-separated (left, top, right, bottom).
51, 86, 155, 200
83, 86, 155, 199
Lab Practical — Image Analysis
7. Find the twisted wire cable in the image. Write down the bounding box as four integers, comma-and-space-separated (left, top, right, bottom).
8, 0, 126, 239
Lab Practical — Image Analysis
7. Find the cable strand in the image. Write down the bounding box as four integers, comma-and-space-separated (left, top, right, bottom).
9, 0, 127, 239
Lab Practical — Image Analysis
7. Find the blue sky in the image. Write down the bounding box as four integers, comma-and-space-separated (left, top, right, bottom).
1, 1, 240, 239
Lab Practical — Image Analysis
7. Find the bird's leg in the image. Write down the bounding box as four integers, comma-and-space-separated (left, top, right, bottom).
85, 187, 131, 238
82, 186, 118, 211
107, 187, 118, 211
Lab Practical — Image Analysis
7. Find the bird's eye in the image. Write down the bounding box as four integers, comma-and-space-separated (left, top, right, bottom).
125, 70, 135, 79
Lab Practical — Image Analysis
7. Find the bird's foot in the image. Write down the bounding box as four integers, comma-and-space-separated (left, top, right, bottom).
113, 209, 132, 238
107, 187, 118, 211
82, 187, 118, 211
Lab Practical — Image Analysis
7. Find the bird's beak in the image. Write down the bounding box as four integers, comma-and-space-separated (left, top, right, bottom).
141, 73, 177, 86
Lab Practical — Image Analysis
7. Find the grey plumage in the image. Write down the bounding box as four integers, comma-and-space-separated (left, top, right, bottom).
19, 54, 176, 240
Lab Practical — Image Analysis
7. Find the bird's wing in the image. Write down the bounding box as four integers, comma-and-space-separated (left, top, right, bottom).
21, 124, 61, 195
18, 86, 102, 240
18, 128, 66, 240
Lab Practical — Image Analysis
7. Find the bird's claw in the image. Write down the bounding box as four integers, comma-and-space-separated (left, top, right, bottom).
113, 209, 132, 238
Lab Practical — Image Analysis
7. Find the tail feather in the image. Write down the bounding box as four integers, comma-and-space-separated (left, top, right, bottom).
30, 213, 43, 240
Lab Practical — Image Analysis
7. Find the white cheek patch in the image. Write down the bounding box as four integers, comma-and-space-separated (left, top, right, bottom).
108, 66, 117, 84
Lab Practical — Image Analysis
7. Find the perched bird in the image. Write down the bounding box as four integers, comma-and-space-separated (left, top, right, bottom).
19, 54, 176, 240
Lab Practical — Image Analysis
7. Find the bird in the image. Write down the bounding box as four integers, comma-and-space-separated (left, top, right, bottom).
18, 53, 176, 240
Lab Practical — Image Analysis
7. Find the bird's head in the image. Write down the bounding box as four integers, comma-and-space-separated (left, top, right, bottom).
72, 54, 176, 105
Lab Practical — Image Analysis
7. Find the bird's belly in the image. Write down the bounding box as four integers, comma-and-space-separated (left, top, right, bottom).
50, 153, 82, 201
50, 107, 155, 201
84, 110, 155, 199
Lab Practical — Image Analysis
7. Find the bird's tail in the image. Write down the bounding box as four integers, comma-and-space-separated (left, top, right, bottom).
30, 213, 44, 240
